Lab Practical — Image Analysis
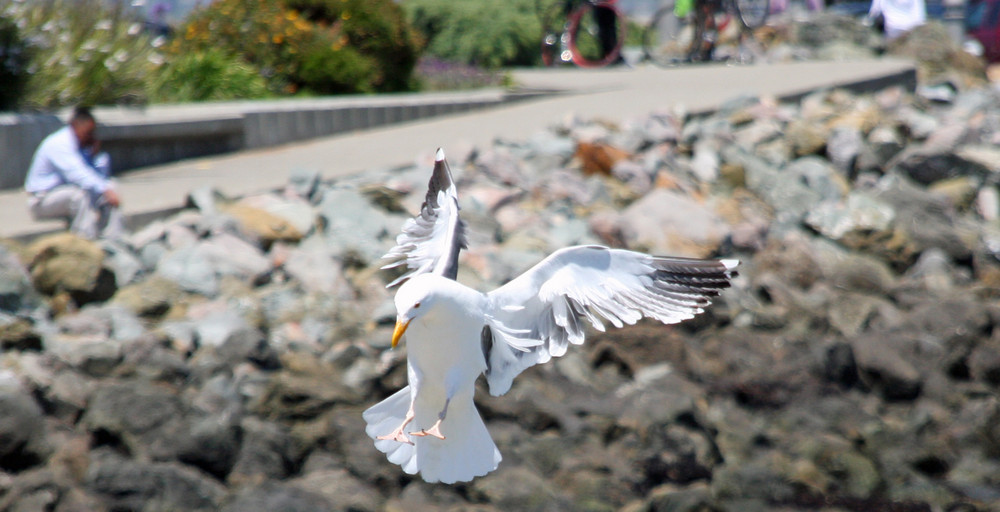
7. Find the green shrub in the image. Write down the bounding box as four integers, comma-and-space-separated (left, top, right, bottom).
288, 0, 423, 92
297, 44, 377, 94
1, 0, 160, 108
173, 0, 421, 96
404, 0, 546, 68
149, 48, 270, 103
0, 15, 30, 110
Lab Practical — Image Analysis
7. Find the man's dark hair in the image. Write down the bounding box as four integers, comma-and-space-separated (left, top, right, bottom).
70, 106, 95, 124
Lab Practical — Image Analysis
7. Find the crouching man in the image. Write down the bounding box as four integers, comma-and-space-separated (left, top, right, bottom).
24, 106, 124, 240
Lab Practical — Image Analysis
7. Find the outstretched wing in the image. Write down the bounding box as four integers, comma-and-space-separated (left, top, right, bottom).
482, 245, 738, 396
382, 148, 468, 287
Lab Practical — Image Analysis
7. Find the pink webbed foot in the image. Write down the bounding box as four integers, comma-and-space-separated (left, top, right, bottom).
377, 428, 414, 445
410, 420, 445, 440
377, 416, 415, 445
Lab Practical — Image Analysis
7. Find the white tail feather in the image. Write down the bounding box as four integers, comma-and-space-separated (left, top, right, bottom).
363, 386, 501, 483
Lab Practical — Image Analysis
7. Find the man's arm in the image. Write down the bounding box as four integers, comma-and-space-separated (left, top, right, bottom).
46, 137, 111, 195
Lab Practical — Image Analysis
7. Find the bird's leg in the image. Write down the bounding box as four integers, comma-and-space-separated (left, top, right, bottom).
376, 404, 416, 445
411, 397, 450, 440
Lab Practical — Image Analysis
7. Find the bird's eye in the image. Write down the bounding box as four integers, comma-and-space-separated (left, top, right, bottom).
414, 302, 421, 309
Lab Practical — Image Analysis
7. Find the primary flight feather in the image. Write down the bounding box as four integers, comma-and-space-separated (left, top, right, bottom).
363, 148, 738, 484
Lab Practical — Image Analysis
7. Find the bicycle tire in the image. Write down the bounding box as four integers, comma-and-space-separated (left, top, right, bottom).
643, 3, 695, 66
734, 0, 769, 29
567, 2, 626, 68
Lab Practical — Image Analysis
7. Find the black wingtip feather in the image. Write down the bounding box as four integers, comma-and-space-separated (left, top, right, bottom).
425, 151, 455, 211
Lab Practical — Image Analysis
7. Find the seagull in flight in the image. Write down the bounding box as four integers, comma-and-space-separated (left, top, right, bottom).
363, 148, 738, 484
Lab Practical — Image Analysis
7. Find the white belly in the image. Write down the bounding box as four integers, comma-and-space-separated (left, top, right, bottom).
407, 317, 485, 390
405, 312, 485, 428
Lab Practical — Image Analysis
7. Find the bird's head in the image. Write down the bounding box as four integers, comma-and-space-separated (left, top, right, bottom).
390, 274, 439, 348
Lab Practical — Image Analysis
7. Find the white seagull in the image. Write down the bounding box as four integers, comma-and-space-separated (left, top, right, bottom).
363, 148, 739, 484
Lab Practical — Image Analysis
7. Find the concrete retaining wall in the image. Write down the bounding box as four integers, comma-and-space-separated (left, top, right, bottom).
0, 114, 63, 190
0, 89, 541, 191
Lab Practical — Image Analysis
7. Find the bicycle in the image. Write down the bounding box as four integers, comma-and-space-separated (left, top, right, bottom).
537, 0, 629, 68
643, 0, 769, 66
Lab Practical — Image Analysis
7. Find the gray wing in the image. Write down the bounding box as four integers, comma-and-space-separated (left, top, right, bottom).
482, 245, 738, 396
381, 148, 468, 287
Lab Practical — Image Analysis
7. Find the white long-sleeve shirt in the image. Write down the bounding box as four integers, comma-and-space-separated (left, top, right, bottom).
869, 0, 926, 38
24, 126, 111, 195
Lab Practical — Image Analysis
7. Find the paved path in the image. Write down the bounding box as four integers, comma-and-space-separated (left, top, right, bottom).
0, 59, 915, 240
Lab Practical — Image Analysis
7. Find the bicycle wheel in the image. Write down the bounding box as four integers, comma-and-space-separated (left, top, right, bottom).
643, 3, 695, 66
734, 0, 769, 29
567, 2, 627, 68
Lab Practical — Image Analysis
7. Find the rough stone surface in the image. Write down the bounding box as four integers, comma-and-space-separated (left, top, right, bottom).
25, 233, 116, 304
86, 450, 227, 512
616, 188, 730, 258
0, 388, 48, 471
2, 40, 1000, 511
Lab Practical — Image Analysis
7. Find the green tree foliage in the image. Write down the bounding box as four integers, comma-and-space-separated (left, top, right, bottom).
404, 0, 545, 68
0, 15, 30, 110
173, 0, 421, 96
1, 0, 160, 108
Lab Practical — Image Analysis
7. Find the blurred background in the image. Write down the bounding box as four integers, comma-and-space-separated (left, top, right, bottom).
1, 0, 997, 112
1, 1, 1000, 511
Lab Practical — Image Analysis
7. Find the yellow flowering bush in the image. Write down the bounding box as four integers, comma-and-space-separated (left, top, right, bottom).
173, 0, 421, 95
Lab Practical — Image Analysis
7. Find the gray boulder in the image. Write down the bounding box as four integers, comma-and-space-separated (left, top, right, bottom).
826, 124, 864, 175
227, 417, 298, 485
0, 245, 42, 314
317, 186, 401, 265
286, 167, 322, 202
26, 233, 116, 304
0, 387, 49, 471
82, 381, 186, 460
805, 191, 895, 244
157, 234, 271, 297
45, 334, 122, 378
876, 174, 976, 262
891, 146, 992, 186
156, 245, 220, 296
615, 188, 730, 258
0, 316, 42, 351
282, 239, 352, 297
850, 330, 925, 401
175, 414, 243, 480
111, 276, 182, 318
220, 482, 335, 512
968, 332, 1000, 386
289, 468, 382, 512
100, 240, 144, 287
87, 449, 227, 512
472, 466, 571, 512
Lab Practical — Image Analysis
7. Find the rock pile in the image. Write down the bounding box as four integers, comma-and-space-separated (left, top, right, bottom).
723, 16, 991, 91
2, 81, 1000, 511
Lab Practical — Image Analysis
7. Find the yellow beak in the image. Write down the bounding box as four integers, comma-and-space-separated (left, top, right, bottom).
391, 318, 411, 348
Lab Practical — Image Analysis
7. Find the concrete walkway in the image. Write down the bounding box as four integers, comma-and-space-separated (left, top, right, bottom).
0, 59, 916, 240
